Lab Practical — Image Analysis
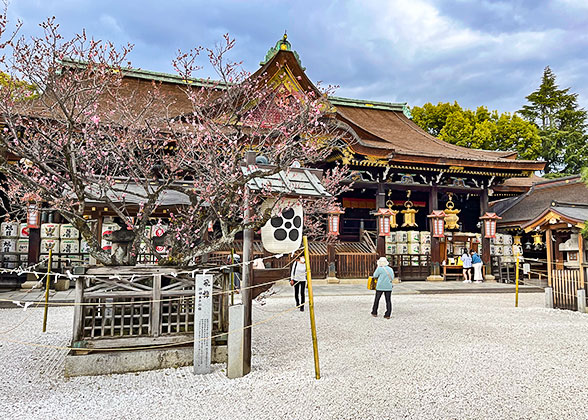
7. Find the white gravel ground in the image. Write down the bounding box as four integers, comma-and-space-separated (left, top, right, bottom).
0, 292, 587, 420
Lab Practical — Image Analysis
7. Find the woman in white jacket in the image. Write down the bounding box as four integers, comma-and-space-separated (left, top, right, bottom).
290, 256, 307, 311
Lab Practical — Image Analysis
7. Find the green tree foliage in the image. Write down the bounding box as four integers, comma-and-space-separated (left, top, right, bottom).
0, 71, 38, 100
412, 102, 541, 160
518, 66, 588, 174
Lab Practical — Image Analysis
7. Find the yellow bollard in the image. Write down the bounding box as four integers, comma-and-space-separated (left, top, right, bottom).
42, 249, 52, 332
303, 236, 320, 380
515, 248, 520, 308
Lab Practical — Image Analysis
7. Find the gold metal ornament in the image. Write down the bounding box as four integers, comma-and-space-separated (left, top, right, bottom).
444, 193, 461, 230
386, 199, 399, 228
401, 190, 418, 228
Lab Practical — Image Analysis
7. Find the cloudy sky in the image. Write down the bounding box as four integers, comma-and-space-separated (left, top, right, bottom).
6, 0, 588, 113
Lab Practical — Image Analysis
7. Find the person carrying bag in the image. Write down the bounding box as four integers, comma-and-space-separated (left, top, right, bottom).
290, 255, 307, 312
371, 257, 394, 319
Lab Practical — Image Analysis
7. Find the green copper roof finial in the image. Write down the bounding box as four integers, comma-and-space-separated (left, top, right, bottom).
260, 32, 305, 70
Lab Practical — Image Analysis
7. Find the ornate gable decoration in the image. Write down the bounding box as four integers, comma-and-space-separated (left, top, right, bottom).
260, 33, 305, 70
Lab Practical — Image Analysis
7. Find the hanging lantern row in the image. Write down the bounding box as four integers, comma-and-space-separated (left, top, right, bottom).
386, 199, 399, 229
532, 232, 544, 249
427, 210, 446, 238
479, 212, 501, 238
327, 205, 345, 236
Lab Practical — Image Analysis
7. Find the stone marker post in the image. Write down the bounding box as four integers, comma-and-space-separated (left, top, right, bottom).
194, 273, 213, 374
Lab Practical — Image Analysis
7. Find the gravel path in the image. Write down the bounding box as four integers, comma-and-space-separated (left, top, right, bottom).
0, 292, 587, 420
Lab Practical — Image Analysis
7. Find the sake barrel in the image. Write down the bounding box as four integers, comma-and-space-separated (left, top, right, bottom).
411, 256, 420, 266
101, 238, 112, 252
60, 239, 79, 254
1, 238, 17, 254
397, 243, 409, 254
389, 231, 397, 243
385, 244, 395, 255
80, 240, 90, 254
40, 254, 59, 269
408, 242, 420, 254
60, 224, 80, 239
421, 243, 431, 254
40, 239, 59, 253
407, 231, 420, 242
19, 223, 29, 238
17, 239, 29, 254
397, 231, 408, 243
420, 231, 431, 244
503, 245, 513, 256
490, 245, 496, 255
41, 223, 60, 239
494, 245, 504, 255
495, 233, 504, 245
152, 224, 167, 238
0, 221, 19, 238
503, 235, 513, 245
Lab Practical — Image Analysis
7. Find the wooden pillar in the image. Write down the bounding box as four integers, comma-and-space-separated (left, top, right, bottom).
578, 232, 585, 289
376, 184, 386, 257
480, 188, 494, 280
429, 186, 440, 265
546, 229, 553, 287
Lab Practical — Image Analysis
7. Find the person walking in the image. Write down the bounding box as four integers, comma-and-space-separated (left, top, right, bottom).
290, 255, 307, 311
462, 250, 472, 283
371, 257, 394, 319
471, 250, 483, 283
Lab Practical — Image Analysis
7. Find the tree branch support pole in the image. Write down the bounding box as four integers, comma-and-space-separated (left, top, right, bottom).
42, 249, 52, 332
303, 235, 321, 380
241, 151, 256, 375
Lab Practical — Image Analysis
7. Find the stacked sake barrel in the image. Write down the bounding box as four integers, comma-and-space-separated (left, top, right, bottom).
1, 221, 20, 269
386, 231, 431, 261
490, 233, 514, 262
40, 223, 89, 267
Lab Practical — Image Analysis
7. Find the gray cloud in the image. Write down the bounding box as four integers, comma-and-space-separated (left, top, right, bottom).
6, 0, 588, 113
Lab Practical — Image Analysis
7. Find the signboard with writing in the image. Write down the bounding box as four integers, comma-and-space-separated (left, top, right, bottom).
194, 273, 213, 374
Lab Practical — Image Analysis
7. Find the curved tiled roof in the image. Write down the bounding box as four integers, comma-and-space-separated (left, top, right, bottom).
335, 105, 541, 169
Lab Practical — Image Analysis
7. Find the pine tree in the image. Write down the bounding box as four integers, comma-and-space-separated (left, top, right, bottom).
518, 66, 587, 174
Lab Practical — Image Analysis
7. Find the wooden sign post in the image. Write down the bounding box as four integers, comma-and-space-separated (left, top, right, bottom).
194, 273, 214, 374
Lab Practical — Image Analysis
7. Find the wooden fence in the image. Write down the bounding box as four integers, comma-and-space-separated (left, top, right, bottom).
552, 269, 580, 311
336, 253, 378, 279
72, 267, 229, 350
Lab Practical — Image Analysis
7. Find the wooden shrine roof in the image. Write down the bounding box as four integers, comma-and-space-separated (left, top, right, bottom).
492, 175, 588, 228
333, 102, 544, 172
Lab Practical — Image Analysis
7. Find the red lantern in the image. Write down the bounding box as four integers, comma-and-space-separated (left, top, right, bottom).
427, 210, 446, 238
480, 212, 501, 238
208, 221, 214, 232
374, 208, 397, 236
327, 206, 344, 236
26, 203, 40, 229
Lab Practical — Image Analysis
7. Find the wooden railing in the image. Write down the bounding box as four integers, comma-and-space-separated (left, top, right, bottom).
72, 267, 229, 350
336, 253, 378, 279
552, 269, 580, 311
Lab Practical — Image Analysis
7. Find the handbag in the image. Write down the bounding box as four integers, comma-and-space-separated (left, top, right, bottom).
367, 276, 377, 290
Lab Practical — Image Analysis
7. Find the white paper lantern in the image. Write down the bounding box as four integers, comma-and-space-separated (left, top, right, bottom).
261, 197, 303, 254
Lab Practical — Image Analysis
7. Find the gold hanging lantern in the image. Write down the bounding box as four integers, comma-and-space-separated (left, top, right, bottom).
513, 235, 522, 246
444, 193, 461, 230
532, 232, 544, 249
386, 199, 399, 228
401, 190, 418, 228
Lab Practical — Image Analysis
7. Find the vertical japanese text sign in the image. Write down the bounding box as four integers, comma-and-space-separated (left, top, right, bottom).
194, 273, 214, 374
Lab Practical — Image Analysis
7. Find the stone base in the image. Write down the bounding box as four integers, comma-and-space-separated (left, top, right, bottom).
426, 275, 444, 282
65, 345, 227, 377
21, 280, 40, 289
326, 276, 340, 284
392, 278, 401, 284
484, 274, 496, 282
